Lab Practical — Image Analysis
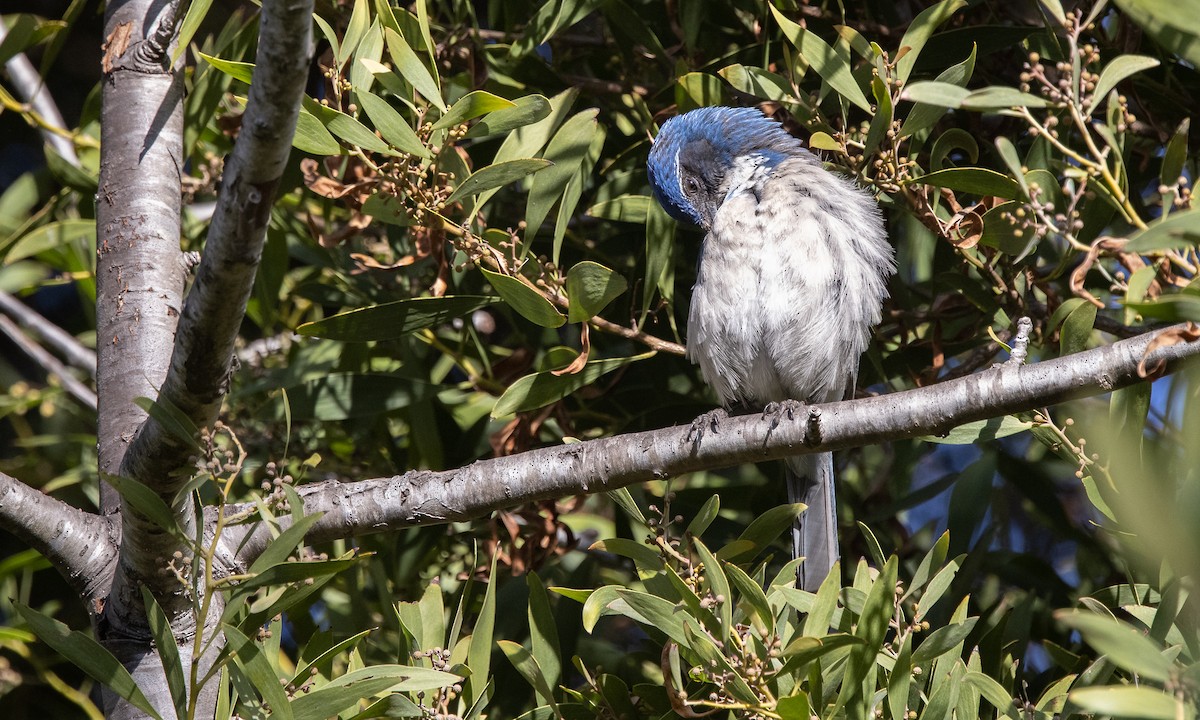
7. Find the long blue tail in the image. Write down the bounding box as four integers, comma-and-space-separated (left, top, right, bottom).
785, 452, 838, 591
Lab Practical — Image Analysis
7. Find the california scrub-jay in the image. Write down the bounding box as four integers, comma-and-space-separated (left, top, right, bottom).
646, 106, 894, 591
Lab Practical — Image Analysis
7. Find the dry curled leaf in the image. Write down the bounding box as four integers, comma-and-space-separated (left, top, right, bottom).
551, 324, 590, 376
1138, 322, 1200, 377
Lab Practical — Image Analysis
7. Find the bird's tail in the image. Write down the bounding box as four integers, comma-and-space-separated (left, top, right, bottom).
785, 452, 839, 592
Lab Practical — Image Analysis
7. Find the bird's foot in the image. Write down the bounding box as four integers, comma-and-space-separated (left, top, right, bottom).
762, 399, 806, 438
686, 408, 729, 448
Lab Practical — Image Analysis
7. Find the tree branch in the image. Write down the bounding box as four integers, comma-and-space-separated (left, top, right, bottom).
0, 16, 79, 167
0, 474, 117, 606
226, 324, 1200, 567
0, 290, 98, 376
0, 315, 97, 410
120, 0, 314, 495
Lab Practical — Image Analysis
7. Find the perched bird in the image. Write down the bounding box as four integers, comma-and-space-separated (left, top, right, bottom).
646, 106, 894, 591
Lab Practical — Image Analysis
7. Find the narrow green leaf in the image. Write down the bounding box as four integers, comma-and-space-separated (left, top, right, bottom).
524, 110, 600, 240
498, 641, 559, 712
686, 495, 720, 538
724, 562, 773, 631
1056, 611, 1173, 682
718, 64, 796, 103
922, 416, 1033, 444
4, 219, 95, 265
900, 45, 977, 137
198, 52, 254, 83
235, 558, 360, 593
1161, 118, 1190, 186
863, 76, 894, 157
296, 295, 497, 341
356, 90, 429, 157
491, 352, 655, 417
718, 503, 805, 561
1061, 301, 1097, 356
289, 629, 373, 687
480, 268, 565, 328
432, 90, 517, 130
1091, 55, 1160, 109
140, 587, 188, 720
133, 396, 202, 451
770, 4, 872, 111
247, 513, 324, 575
916, 557, 961, 621
911, 167, 1022, 199
586, 195, 650, 223
101, 472, 179, 535
526, 572, 562, 692
912, 617, 979, 664
961, 86, 1049, 110
338, 0, 369, 65
606, 486, 647, 525
465, 552, 498, 706
291, 665, 461, 720
808, 131, 841, 151
775, 634, 866, 676
1070, 685, 1182, 719
361, 191, 411, 226
692, 538, 733, 632
896, 0, 968, 82
1125, 207, 1200, 251
464, 95, 553, 139
302, 98, 395, 155
900, 81, 971, 110
293, 108, 342, 155
14, 604, 164, 720
383, 27, 445, 110
565, 261, 628, 322
444, 158, 553, 206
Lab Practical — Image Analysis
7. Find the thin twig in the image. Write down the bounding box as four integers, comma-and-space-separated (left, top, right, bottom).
0, 315, 97, 410
0, 290, 97, 375
0, 16, 79, 166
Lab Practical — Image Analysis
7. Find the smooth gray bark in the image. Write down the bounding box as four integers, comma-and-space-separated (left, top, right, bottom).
222, 323, 1200, 568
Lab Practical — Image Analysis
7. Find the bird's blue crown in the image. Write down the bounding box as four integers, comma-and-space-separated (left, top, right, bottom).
646, 106, 803, 225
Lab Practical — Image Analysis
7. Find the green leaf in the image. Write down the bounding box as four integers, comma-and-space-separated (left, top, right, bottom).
961, 86, 1049, 110
1125, 208, 1200, 251
808, 131, 840, 151
565, 261, 628, 322
900, 45, 977, 137
0, 15, 65, 66
302, 98, 395, 155
586, 195, 651, 223
338, 0, 370, 66
725, 562, 773, 631
289, 629, 373, 687
896, 0, 968, 83
133, 395, 203, 451
1091, 56, 1160, 109
498, 641, 559, 712
291, 665, 461, 720
140, 587, 188, 720
491, 352, 655, 417
101, 472, 179, 536
465, 552, 498, 706
275, 373, 425, 421
198, 52, 254, 83
480, 268, 565, 328
770, 4, 872, 111
1069, 685, 1183, 719
901, 81, 971, 110
464, 95, 553, 139
383, 27, 445, 110
911, 167, 1022, 199
293, 108, 342, 155
686, 495, 720, 538
355, 90, 429, 157
606, 486, 647, 525
4, 219, 95, 265
863, 76, 894, 157
922, 416, 1033, 444
444, 158, 553, 206
14, 604, 164, 720
1056, 611, 1173, 682
1061, 301, 1097, 356
590, 537, 663, 573
963, 670, 1016, 713
1161, 118, 1190, 186
692, 538, 733, 632
526, 572, 562, 693
432, 90, 517, 130
718, 64, 796, 103
1114, 0, 1200, 68
718, 503, 805, 561
524, 110, 600, 241
361, 191, 411, 226
775, 634, 867, 676
916, 557, 961, 621
235, 558, 360, 593
912, 617, 979, 664
296, 295, 497, 341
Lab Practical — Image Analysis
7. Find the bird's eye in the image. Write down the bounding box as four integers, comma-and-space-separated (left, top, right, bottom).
683, 176, 701, 195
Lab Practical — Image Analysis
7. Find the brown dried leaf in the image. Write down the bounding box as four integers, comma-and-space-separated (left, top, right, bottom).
1138, 322, 1200, 378
102, 22, 133, 73
551, 324, 590, 376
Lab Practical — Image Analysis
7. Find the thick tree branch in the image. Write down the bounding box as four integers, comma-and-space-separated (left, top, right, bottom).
0, 474, 117, 605
0, 290, 98, 376
225, 325, 1200, 567
120, 0, 314, 495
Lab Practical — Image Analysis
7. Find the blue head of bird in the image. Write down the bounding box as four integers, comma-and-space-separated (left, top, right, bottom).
646, 106, 806, 230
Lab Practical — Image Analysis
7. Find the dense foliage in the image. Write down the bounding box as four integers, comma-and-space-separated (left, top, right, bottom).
1, 0, 1199, 717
